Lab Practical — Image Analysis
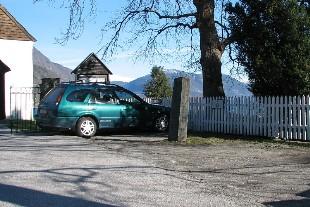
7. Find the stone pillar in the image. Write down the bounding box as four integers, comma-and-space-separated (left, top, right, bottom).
168, 77, 190, 142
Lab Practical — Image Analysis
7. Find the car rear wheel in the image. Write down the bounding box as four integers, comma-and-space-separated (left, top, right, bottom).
154, 114, 169, 132
76, 117, 97, 138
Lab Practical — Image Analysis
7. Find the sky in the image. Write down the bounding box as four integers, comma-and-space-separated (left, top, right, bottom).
0, 0, 241, 82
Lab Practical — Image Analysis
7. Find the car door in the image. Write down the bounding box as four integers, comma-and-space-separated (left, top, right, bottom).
114, 89, 146, 128
60, 89, 93, 118
88, 89, 128, 128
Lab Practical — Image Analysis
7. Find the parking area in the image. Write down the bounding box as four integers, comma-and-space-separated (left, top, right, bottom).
0, 131, 310, 207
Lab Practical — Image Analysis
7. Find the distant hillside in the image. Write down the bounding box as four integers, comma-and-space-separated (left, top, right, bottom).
111, 81, 127, 86
123, 69, 252, 97
33, 48, 74, 85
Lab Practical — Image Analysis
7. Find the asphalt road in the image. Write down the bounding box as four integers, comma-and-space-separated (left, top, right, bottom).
0, 131, 310, 207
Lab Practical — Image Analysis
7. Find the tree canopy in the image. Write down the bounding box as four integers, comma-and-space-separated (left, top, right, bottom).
34, 0, 234, 97
144, 66, 173, 98
227, 0, 310, 96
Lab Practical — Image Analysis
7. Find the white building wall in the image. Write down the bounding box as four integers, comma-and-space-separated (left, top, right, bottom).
0, 39, 34, 119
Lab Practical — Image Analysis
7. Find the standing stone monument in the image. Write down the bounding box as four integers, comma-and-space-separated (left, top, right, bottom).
168, 77, 190, 142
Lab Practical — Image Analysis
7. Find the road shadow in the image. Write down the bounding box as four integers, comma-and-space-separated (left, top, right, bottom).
0, 135, 104, 152
264, 199, 310, 207
94, 129, 168, 142
0, 130, 11, 136
7, 127, 168, 139
0, 121, 11, 135
263, 185, 310, 207
0, 165, 206, 206
0, 183, 117, 207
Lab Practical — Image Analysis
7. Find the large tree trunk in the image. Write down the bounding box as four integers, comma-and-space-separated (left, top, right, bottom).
194, 0, 225, 97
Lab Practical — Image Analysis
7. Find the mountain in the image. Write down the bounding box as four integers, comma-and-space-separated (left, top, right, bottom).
111, 81, 127, 86
33, 48, 74, 85
123, 69, 252, 97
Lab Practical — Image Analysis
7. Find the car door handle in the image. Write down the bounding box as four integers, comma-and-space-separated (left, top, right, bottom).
89, 107, 97, 110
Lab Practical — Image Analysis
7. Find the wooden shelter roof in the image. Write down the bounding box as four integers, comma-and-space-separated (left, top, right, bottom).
71, 53, 112, 75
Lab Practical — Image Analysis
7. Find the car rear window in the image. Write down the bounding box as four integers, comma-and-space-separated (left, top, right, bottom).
41, 87, 65, 104
66, 89, 92, 102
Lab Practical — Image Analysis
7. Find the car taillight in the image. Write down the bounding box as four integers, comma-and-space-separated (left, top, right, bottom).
56, 95, 62, 106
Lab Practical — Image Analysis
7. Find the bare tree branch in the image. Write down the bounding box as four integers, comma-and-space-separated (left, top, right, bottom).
129, 8, 197, 20
34, 0, 236, 97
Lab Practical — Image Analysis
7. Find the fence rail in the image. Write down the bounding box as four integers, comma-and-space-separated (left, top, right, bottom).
127, 96, 310, 141
173, 96, 310, 141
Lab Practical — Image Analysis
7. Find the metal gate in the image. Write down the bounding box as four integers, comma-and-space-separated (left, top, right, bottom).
9, 87, 41, 133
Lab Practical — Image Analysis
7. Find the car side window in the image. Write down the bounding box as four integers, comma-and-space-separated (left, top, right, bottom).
66, 89, 91, 102
115, 90, 141, 104
90, 90, 118, 104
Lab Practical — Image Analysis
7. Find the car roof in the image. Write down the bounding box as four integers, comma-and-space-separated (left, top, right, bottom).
56, 81, 145, 103
58, 82, 123, 90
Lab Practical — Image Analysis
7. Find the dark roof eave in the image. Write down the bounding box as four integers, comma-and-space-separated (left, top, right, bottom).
0, 60, 11, 73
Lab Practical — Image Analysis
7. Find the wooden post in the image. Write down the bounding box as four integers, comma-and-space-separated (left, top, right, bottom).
168, 77, 190, 142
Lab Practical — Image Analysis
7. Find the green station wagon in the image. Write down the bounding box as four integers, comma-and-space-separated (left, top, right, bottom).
35, 82, 170, 137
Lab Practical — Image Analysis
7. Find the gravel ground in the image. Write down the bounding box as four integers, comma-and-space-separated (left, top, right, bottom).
0, 131, 309, 207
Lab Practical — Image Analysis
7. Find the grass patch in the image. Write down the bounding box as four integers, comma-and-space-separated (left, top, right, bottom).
186, 136, 230, 145
186, 132, 310, 148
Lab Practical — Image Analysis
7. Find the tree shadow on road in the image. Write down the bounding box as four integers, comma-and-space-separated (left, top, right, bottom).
7, 128, 168, 140
0, 165, 200, 206
0, 183, 117, 207
263, 185, 310, 207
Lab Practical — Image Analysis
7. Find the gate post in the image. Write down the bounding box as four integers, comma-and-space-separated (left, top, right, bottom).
168, 77, 190, 142
10, 86, 12, 134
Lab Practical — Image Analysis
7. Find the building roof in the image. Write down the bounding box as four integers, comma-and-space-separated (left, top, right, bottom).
0, 5, 36, 41
0, 59, 11, 73
71, 53, 113, 75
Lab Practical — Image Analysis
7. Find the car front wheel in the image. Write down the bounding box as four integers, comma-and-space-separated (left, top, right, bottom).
154, 114, 169, 132
76, 117, 97, 138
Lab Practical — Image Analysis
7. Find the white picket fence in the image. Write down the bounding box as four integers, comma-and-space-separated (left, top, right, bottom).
152, 96, 310, 141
